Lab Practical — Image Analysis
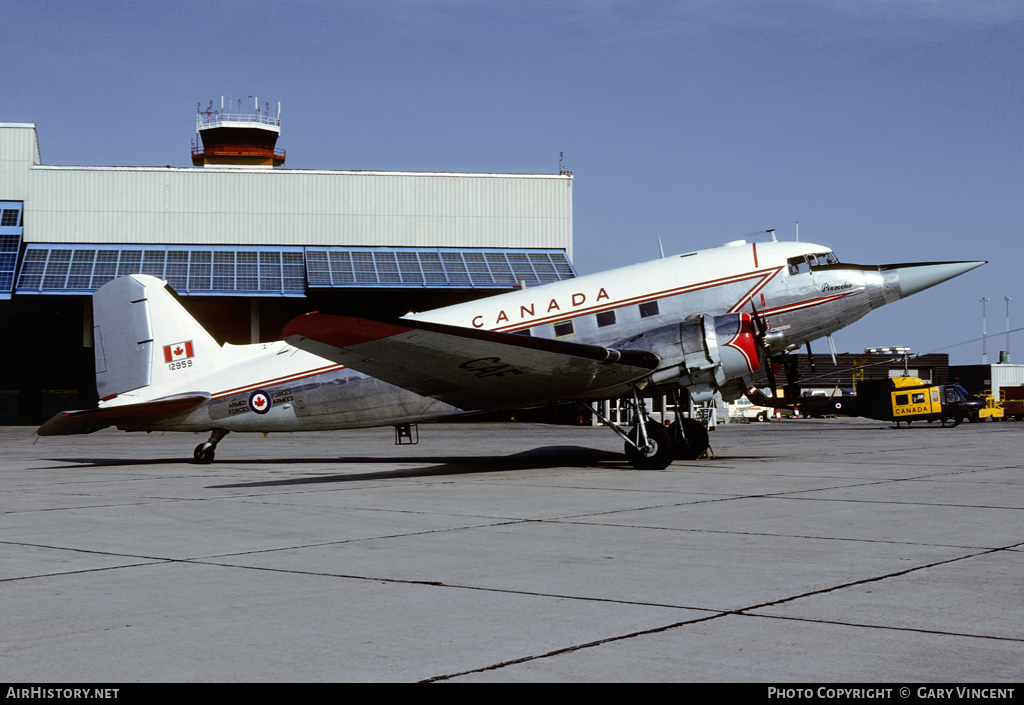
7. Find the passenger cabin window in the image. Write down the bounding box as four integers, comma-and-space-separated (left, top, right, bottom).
932, 389, 939, 403
895, 394, 909, 406
513, 328, 532, 336
553, 320, 574, 337
912, 392, 926, 404
596, 310, 616, 327
639, 301, 659, 318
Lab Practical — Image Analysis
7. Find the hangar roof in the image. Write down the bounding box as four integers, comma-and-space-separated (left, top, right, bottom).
0, 124, 573, 257
1, 124, 577, 298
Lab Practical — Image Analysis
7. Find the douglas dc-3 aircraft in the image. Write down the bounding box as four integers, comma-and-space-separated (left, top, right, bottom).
38, 235, 983, 469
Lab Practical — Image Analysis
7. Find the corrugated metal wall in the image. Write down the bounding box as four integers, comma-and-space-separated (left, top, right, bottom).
0, 125, 573, 257
781, 353, 950, 388
992, 365, 1024, 395
0, 125, 40, 200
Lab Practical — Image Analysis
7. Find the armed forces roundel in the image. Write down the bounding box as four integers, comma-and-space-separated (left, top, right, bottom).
249, 390, 272, 414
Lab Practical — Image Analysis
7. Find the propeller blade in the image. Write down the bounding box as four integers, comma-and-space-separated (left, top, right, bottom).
749, 302, 777, 394
765, 352, 778, 393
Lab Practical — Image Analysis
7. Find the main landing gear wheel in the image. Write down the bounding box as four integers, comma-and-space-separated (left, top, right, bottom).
624, 422, 675, 470
672, 418, 710, 460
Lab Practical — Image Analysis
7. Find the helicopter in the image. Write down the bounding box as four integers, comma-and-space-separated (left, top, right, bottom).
745, 376, 984, 427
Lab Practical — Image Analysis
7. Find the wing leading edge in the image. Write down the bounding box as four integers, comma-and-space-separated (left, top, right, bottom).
282, 312, 660, 411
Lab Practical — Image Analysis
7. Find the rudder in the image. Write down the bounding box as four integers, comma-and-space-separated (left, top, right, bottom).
93, 274, 226, 399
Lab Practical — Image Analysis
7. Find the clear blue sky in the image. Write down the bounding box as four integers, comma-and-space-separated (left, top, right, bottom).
7, 1, 1022, 365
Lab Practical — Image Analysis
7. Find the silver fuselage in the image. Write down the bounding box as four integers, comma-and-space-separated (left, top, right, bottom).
119, 240, 980, 433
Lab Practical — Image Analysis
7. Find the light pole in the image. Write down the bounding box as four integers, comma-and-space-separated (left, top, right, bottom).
1006, 297, 1011, 363
981, 297, 990, 364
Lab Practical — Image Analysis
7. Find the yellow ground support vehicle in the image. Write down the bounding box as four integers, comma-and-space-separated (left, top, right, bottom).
970, 387, 1024, 422
974, 391, 1004, 421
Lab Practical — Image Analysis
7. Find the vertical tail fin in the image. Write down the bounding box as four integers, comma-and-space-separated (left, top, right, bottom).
93, 274, 226, 399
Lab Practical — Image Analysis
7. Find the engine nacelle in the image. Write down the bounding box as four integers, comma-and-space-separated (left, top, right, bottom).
618, 313, 761, 402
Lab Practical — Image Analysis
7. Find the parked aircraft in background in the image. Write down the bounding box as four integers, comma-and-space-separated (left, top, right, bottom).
38, 233, 984, 468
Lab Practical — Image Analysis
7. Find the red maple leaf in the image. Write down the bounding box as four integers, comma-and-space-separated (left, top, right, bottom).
174, 346, 184, 356
254, 396, 266, 408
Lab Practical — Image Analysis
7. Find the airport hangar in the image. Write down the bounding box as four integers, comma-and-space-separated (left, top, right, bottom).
0, 116, 576, 424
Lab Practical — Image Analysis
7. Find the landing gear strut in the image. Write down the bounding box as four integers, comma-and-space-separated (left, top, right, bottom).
667, 389, 711, 460
624, 421, 674, 470
193, 428, 229, 464
585, 389, 684, 470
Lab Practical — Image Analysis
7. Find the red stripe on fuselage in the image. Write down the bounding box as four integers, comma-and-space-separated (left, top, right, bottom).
211, 363, 344, 400
727, 267, 784, 314
487, 267, 784, 333
758, 291, 856, 318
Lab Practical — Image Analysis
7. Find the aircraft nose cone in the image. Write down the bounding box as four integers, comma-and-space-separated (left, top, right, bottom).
882, 260, 986, 299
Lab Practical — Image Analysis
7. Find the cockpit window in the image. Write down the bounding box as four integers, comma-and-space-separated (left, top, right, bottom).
787, 251, 840, 275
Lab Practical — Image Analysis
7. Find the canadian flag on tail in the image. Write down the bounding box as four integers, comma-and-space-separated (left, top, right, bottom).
163, 341, 195, 362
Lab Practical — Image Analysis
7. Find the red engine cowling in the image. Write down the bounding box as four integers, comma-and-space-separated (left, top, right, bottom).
714, 312, 762, 379
644, 312, 762, 401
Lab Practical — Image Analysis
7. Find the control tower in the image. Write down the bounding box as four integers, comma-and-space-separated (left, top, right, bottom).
191, 97, 285, 167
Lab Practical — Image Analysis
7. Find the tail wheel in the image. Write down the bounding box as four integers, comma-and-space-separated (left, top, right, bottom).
672, 418, 710, 460
193, 443, 215, 464
625, 422, 675, 470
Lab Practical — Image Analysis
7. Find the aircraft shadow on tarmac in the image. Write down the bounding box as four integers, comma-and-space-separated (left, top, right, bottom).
41, 445, 636, 486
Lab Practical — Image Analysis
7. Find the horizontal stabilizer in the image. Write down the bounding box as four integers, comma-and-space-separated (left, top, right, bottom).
283, 312, 660, 411
37, 394, 209, 436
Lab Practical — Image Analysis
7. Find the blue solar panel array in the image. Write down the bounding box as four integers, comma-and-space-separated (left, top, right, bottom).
16, 245, 306, 296
0, 202, 23, 300
304, 248, 576, 288
14, 245, 576, 296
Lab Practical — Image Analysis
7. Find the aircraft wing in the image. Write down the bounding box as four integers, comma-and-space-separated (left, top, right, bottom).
37, 394, 209, 436
283, 312, 660, 411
